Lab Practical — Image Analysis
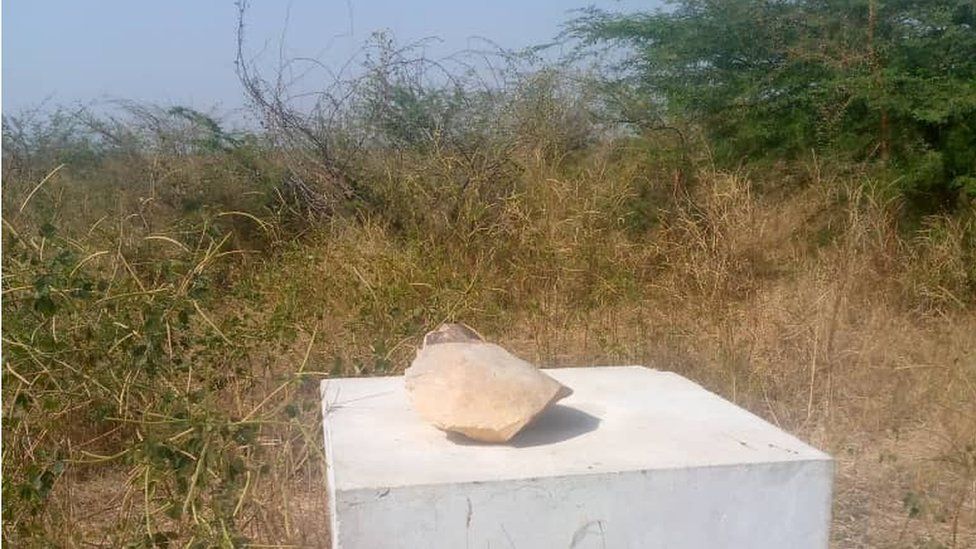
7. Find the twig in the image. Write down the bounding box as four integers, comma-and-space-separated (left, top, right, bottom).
192, 300, 232, 345
19, 163, 65, 213
182, 438, 210, 518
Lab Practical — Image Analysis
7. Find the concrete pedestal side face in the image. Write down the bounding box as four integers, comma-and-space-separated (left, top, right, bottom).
321, 366, 833, 549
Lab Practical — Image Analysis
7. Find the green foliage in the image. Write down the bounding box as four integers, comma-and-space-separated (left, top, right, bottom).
570, 0, 976, 209
1, 210, 246, 543
167, 106, 245, 153
352, 32, 468, 151
0, 110, 309, 545
2, 108, 104, 179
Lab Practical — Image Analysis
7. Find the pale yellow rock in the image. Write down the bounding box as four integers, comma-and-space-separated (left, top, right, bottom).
404, 324, 572, 443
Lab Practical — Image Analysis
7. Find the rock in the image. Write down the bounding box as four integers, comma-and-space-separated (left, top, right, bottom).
404, 324, 572, 443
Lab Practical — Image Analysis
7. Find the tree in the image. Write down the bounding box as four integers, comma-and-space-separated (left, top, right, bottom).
571, 0, 976, 209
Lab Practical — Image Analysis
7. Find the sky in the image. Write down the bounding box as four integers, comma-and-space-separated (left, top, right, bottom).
2, 1, 657, 117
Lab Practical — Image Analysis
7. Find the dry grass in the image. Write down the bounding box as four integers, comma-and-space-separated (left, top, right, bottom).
244, 150, 975, 547
3, 127, 975, 547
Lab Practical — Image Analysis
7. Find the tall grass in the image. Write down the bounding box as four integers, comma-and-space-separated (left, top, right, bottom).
3, 73, 975, 546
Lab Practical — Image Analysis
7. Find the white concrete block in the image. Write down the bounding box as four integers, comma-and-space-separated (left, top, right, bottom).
321, 366, 833, 548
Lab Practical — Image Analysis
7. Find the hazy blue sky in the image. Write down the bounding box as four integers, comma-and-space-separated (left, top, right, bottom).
3, 1, 656, 115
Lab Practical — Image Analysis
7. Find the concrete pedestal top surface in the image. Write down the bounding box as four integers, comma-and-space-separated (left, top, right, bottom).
321, 365, 833, 548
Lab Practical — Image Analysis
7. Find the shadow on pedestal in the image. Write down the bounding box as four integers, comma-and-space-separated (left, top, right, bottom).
446, 405, 602, 448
